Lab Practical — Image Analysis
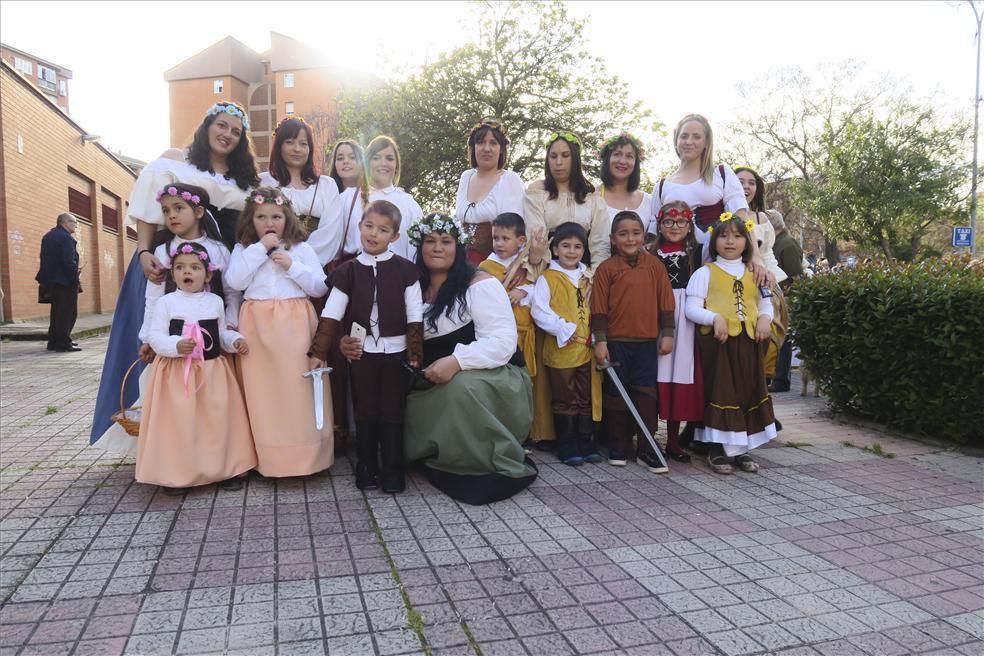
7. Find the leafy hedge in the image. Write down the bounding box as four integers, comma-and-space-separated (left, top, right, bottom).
788, 256, 984, 445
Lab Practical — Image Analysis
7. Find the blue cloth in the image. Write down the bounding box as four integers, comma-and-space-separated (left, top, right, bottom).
89, 251, 148, 443
604, 340, 660, 394
36, 226, 79, 287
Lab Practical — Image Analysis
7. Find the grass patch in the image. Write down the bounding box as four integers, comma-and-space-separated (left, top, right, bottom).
784, 441, 813, 448
862, 442, 895, 458
45, 406, 58, 415
841, 440, 855, 448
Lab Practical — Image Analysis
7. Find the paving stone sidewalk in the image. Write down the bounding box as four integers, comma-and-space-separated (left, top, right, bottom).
1, 336, 981, 656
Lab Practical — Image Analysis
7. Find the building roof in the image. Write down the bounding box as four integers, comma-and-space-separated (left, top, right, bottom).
0, 42, 73, 78
265, 32, 332, 72
163, 36, 264, 84
0, 60, 135, 179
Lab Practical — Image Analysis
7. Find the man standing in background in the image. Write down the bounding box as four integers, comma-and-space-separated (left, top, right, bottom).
36, 213, 82, 352
767, 210, 803, 393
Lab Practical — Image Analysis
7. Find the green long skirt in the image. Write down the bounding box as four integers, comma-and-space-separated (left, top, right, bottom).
405, 365, 537, 505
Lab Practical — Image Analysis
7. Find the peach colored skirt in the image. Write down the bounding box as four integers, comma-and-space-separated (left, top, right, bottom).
239, 298, 334, 477
136, 355, 257, 488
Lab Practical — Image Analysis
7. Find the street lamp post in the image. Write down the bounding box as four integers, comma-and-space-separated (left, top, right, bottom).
970, 0, 982, 257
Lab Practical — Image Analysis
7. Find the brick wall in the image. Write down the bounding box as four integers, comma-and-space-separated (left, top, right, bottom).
0, 64, 135, 321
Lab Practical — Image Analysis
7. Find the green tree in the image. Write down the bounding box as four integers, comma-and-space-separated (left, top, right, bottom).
337, 0, 653, 209
793, 103, 970, 260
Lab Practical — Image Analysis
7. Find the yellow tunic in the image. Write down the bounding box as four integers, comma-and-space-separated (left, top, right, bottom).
701, 263, 760, 339
539, 268, 602, 421
478, 258, 538, 377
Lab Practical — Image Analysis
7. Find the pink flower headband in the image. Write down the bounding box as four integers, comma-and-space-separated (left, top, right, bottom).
169, 243, 220, 271
157, 186, 202, 205
252, 193, 288, 206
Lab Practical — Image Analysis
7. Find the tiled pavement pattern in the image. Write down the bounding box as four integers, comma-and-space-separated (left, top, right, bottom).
1, 336, 982, 655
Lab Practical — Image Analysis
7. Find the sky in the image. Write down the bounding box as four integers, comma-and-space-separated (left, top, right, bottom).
1, 0, 979, 171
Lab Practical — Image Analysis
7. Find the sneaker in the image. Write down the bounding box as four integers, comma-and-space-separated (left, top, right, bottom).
608, 450, 628, 466
638, 450, 669, 474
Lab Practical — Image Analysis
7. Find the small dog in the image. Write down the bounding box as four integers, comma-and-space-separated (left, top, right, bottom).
800, 362, 820, 397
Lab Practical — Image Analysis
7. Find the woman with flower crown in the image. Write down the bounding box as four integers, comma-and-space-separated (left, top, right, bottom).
90, 102, 259, 454
259, 116, 344, 265
454, 119, 526, 265
396, 213, 537, 505
523, 131, 611, 447
599, 132, 653, 226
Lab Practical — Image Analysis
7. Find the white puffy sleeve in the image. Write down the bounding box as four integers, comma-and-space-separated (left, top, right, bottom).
286, 243, 329, 298
307, 177, 344, 265
125, 157, 177, 226
499, 171, 526, 217
587, 193, 612, 272
225, 243, 266, 291
684, 266, 717, 326
138, 243, 170, 343
454, 170, 472, 222
211, 244, 241, 328
523, 188, 548, 274
213, 295, 243, 352
452, 277, 518, 370
721, 165, 750, 214
531, 276, 576, 347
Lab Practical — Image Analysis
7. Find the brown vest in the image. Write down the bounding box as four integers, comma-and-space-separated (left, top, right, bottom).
329, 255, 420, 337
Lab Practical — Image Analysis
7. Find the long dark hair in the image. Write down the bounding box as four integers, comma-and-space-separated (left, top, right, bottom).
733, 166, 766, 213
268, 117, 318, 187
186, 102, 259, 191
416, 235, 475, 332
151, 183, 224, 249
544, 134, 594, 203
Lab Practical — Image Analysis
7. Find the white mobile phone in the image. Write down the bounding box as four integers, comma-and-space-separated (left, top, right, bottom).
350, 323, 367, 346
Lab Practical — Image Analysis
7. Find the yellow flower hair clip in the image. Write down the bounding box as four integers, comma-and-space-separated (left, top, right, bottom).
707, 225, 714, 236
745, 219, 756, 233
719, 212, 733, 222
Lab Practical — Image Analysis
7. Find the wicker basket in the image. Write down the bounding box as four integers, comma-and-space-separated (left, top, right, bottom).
110, 358, 143, 436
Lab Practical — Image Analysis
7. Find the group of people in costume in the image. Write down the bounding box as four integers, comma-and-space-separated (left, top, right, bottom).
90, 102, 789, 506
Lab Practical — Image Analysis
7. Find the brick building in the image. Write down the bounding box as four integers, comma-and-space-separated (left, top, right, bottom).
0, 43, 72, 114
165, 32, 376, 171
0, 59, 136, 322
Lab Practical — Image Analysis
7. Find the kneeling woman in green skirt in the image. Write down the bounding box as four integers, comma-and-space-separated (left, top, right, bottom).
403, 213, 537, 505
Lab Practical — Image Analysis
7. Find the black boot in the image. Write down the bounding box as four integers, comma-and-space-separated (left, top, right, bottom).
355, 420, 379, 490
379, 422, 406, 493
553, 414, 583, 466
577, 415, 603, 463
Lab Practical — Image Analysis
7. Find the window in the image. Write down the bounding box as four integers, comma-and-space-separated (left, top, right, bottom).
68, 188, 91, 220
285, 102, 295, 115
59, 80, 67, 96
37, 65, 56, 91
101, 204, 119, 232
213, 79, 223, 94
283, 72, 294, 88
13, 57, 32, 75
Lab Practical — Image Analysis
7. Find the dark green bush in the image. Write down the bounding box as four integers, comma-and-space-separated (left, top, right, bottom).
789, 256, 984, 445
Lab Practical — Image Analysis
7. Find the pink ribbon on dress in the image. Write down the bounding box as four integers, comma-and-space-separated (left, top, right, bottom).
181, 322, 213, 396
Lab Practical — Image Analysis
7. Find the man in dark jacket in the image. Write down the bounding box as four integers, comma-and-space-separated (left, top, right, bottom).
36, 213, 81, 352
767, 210, 803, 392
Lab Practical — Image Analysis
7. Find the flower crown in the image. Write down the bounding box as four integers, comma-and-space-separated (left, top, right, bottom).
546, 131, 582, 149
406, 213, 472, 247
273, 114, 307, 136
206, 103, 249, 131
156, 186, 203, 205
251, 192, 289, 206
470, 118, 508, 139
599, 131, 646, 161
707, 212, 756, 236
169, 243, 220, 271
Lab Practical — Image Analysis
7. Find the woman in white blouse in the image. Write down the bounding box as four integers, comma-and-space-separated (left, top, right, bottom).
599, 131, 653, 227
327, 139, 370, 264
454, 119, 526, 264
259, 116, 343, 266
365, 135, 422, 261
395, 214, 537, 505
524, 132, 611, 278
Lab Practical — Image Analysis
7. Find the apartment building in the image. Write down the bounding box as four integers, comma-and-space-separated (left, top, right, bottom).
0, 43, 72, 114
165, 32, 376, 170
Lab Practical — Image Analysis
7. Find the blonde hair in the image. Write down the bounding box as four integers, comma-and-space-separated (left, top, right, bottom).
366, 135, 402, 186
673, 114, 715, 185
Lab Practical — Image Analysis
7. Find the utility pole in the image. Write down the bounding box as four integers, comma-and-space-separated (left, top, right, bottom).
970, 0, 982, 256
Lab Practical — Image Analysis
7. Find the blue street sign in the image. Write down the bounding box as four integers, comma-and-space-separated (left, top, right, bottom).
953, 226, 973, 248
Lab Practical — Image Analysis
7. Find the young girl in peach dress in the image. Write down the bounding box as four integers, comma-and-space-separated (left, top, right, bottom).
137, 242, 256, 493
226, 186, 333, 477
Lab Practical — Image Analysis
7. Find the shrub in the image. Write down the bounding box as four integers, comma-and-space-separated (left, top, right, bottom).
788, 256, 984, 445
